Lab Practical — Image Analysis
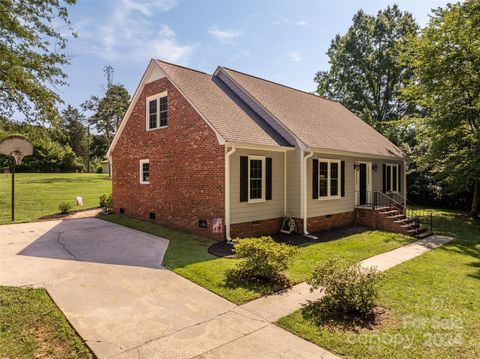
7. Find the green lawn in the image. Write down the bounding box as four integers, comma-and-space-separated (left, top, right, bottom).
0, 286, 92, 359
100, 214, 414, 304
277, 208, 480, 358
0, 173, 111, 224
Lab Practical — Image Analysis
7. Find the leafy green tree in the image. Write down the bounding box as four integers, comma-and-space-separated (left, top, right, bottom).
83, 84, 130, 152
401, 0, 480, 217
0, 119, 83, 172
60, 105, 88, 162
315, 5, 418, 138
0, 0, 76, 124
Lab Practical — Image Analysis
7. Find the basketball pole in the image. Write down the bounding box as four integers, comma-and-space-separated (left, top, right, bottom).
11, 160, 15, 222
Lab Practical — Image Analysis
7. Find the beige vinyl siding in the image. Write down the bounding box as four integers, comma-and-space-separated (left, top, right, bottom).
307, 155, 405, 218
286, 150, 302, 218
230, 149, 285, 224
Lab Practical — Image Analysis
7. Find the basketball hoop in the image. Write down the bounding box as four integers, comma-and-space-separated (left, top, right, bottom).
10, 151, 25, 166
0, 135, 33, 221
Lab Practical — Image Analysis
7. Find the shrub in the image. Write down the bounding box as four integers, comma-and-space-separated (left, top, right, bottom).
58, 202, 73, 214
229, 236, 297, 283
308, 259, 383, 322
99, 193, 112, 211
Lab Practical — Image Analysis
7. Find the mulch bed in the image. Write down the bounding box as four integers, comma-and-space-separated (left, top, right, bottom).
38, 207, 100, 221
208, 225, 370, 258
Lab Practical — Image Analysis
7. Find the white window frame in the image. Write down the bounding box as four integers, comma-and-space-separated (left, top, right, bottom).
139, 159, 150, 184
318, 159, 342, 200
247, 155, 266, 203
146, 91, 168, 131
386, 163, 399, 193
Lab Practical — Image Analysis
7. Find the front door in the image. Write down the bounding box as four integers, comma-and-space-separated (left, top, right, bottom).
359, 163, 367, 205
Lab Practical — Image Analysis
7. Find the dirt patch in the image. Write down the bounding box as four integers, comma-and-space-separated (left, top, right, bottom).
39, 208, 102, 221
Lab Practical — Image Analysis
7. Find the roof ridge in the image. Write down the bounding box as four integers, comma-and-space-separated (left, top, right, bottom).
155, 59, 211, 76
221, 66, 339, 104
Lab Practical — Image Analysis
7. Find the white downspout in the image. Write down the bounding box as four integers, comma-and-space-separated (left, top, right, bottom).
225, 146, 236, 241
284, 150, 287, 217
303, 151, 314, 236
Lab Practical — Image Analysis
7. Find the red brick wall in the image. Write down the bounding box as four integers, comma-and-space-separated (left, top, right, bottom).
111, 77, 225, 240
354, 208, 409, 234
230, 218, 283, 239
293, 212, 355, 234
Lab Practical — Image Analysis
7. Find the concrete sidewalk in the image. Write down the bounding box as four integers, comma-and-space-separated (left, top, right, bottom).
240, 235, 454, 322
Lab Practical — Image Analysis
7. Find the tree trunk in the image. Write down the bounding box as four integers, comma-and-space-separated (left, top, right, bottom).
469, 178, 479, 219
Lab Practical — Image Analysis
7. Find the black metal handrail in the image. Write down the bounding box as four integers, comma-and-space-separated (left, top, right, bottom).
355, 190, 433, 235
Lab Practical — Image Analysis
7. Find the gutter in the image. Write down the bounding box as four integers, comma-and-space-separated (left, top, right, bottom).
225, 145, 236, 241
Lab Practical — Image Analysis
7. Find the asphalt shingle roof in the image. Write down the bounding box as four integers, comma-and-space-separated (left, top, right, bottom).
155, 60, 404, 158
155, 60, 291, 147
222, 67, 405, 158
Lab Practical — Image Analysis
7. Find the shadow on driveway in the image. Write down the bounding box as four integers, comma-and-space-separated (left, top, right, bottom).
18, 218, 169, 269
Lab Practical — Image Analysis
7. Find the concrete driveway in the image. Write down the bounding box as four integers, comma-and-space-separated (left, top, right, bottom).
0, 218, 336, 359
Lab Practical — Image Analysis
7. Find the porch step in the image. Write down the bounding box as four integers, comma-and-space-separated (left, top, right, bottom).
407, 227, 427, 235
393, 218, 414, 224
388, 214, 406, 220
380, 210, 400, 216
415, 230, 434, 239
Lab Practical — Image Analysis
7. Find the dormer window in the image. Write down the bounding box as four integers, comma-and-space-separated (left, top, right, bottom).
146, 91, 168, 130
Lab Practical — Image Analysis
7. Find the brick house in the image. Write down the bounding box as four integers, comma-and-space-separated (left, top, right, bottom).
107, 60, 413, 240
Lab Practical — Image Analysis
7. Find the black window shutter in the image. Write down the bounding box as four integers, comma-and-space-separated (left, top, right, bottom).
382, 164, 387, 193
398, 165, 402, 193
240, 156, 248, 202
341, 161, 345, 197
266, 157, 272, 200
312, 159, 319, 199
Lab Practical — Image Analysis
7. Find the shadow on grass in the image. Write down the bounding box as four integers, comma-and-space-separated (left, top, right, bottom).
224, 268, 291, 295
25, 177, 108, 184
300, 299, 387, 332
429, 212, 480, 281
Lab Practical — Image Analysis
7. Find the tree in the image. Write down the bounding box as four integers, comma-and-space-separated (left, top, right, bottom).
82, 66, 130, 153
315, 5, 418, 138
60, 105, 88, 162
0, 0, 76, 124
401, 0, 480, 218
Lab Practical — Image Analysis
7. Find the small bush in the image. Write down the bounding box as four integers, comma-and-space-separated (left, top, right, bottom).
308, 259, 383, 323
228, 236, 297, 283
58, 202, 73, 214
99, 193, 112, 211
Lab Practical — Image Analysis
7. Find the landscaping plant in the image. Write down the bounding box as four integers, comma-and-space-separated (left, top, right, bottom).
99, 193, 113, 212
229, 236, 297, 283
308, 258, 383, 323
58, 202, 73, 214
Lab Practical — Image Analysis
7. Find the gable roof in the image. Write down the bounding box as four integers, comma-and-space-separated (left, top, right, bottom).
154, 60, 291, 148
220, 67, 405, 158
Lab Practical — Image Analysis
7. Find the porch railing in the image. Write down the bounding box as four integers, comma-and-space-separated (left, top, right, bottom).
355, 190, 433, 235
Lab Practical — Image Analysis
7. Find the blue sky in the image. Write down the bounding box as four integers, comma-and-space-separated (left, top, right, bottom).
61, 0, 449, 109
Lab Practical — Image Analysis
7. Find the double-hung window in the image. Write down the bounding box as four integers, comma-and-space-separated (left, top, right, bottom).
386, 164, 399, 192
146, 91, 168, 130
318, 159, 341, 199
140, 159, 150, 184
248, 155, 265, 202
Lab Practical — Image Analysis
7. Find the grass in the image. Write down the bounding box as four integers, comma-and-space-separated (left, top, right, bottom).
0, 286, 92, 359
277, 208, 480, 358
100, 214, 414, 304
0, 173, 111, 224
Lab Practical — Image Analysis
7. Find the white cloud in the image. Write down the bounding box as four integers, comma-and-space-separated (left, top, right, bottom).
288, 51, 304, 62
208, 25, 242, 45
72, 0, 196, 65
272, 13, 317, 29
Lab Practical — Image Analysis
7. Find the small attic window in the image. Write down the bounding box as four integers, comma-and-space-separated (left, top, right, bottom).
146, 91, 168, 130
